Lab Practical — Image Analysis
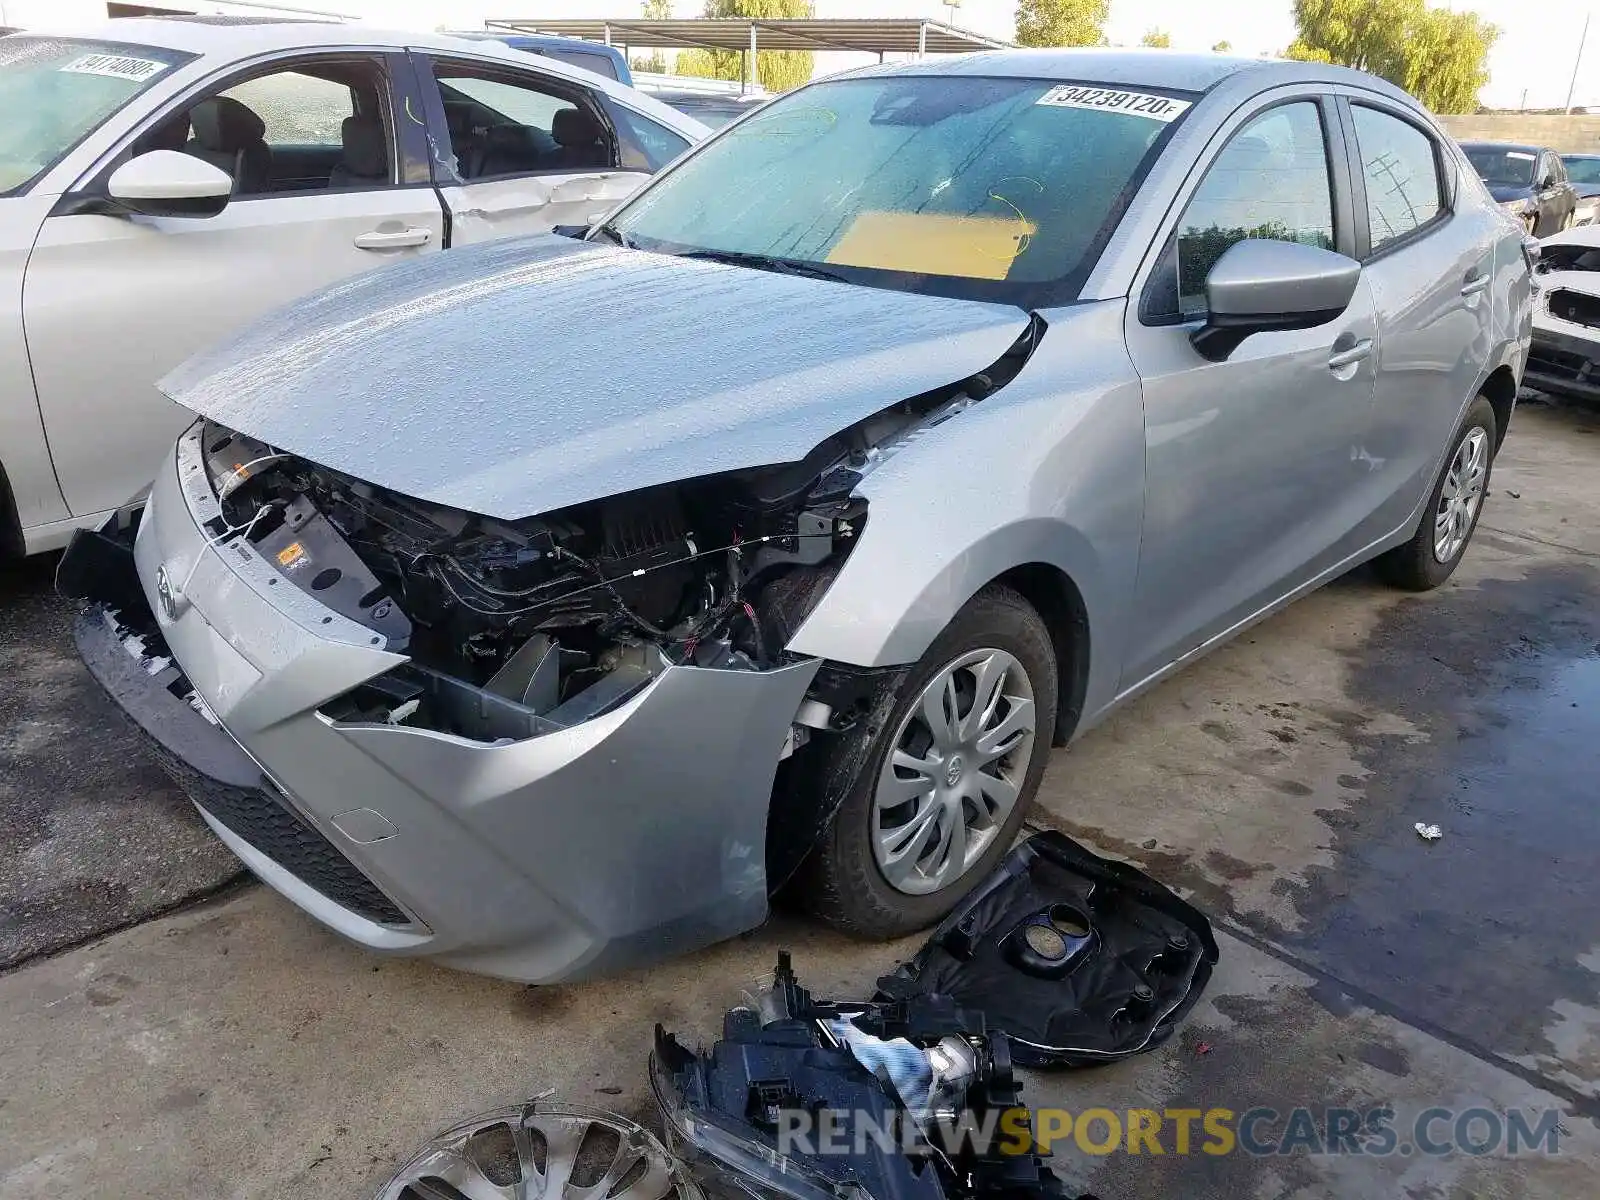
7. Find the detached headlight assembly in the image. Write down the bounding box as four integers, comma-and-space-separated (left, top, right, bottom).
650, 1045, 864, 1200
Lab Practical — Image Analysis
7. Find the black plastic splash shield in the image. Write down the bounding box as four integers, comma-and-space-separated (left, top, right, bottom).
874, 831, 1219, 1067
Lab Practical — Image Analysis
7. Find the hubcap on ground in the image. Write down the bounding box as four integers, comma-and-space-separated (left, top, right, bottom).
871, 647, 1037, 896
377, 1100, 695, 1200
1434, 427, 1488, 564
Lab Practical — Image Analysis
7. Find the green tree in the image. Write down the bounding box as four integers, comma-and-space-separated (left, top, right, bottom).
1141, 28, 1172, 48
1212, 40, 1232, 53
1285, 0, 1497, 113
1014, 0, 1110, 48
675, 0, 814, 92
632, 0, 671, 74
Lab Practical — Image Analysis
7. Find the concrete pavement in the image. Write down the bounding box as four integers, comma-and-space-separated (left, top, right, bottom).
1, 398, 1597, 1199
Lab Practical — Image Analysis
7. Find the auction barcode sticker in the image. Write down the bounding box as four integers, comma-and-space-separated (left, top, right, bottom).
59, 54, 169, 82
1036, 85, 1191, 123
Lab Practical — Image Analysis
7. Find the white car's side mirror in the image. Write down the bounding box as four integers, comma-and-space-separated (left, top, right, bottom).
107, 150, 233, 219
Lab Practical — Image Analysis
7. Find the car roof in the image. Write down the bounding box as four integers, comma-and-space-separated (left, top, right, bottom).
1561, 152, 1600, 159
19, 17, 707, 137
849, 47, 1417, 103
1459, 140, 1545, 154
24, 15, 594, 61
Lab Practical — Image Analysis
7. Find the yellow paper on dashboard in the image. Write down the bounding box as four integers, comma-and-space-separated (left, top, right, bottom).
824, 211, 1035, 280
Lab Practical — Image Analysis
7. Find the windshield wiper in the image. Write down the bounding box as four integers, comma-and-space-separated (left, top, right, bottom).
672, 248, 851, 284
589, 221, 634, 248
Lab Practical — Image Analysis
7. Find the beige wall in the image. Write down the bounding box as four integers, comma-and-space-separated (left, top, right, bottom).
1438, 115, 1600, 153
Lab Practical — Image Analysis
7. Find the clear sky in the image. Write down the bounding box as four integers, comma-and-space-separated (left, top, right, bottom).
106, 0, 1600, 109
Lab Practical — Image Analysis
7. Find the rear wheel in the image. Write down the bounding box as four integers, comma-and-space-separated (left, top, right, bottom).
796, 584, 1058, 938
1374, 396, 1497, 591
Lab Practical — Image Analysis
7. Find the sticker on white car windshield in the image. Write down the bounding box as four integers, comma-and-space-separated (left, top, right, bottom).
59, 54, 169, 83
1036, 85, 1191, 122
1504, 151, 1536, 160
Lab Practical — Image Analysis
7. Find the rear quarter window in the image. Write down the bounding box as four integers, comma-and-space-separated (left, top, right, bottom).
548, 50, 619, 81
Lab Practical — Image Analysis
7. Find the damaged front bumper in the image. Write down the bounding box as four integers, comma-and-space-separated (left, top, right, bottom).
1528, 273, 1600, 400
63, 430, 820, 983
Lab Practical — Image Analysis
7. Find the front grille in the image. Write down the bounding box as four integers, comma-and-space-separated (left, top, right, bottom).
147, 741, 410, 926
1547, 288, 1600, 330
1528, 341, 1593, 384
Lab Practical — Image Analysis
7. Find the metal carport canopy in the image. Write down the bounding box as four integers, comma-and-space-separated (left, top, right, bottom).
481, 17, 1012, 57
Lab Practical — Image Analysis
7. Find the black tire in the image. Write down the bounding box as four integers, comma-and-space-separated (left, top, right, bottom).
1373, 395, 1498, 591
795, 583, 1059, 939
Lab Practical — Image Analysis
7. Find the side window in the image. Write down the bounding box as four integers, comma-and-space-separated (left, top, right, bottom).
1148, 101, 1334, 320
430, 60, 617, 180
602, 98, 691, 171
222, 71, 352, 147
1350, 105, 1443, 253
139, 60, 393, 196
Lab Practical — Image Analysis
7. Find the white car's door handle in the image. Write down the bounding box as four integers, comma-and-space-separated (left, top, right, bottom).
354, 226, 432, 250
1461, 272, 1491, 297
1327, 337, 1374, 369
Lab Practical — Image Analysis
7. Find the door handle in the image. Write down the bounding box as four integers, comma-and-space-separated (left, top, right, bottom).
1327, 336, 1374, 370
354, 226, 432, 250
1461, 272, 1491, 297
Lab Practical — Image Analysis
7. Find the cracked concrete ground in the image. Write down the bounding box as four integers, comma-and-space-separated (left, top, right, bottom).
1, 398, 1597, 1199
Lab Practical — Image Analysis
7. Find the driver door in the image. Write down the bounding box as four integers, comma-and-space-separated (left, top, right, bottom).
22, 52, 444, 521
1119, 96, 1379, 688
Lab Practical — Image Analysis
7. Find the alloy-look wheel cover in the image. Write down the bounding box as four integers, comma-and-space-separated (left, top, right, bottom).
377, 1100, 697, 1200
1434, 427, 1488, 564
871, 647, 1037, 896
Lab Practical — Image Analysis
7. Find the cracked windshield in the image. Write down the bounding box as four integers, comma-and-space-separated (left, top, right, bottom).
0, 36, 190, 193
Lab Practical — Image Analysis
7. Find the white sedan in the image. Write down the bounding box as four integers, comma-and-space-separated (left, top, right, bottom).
0, 17, 706, 556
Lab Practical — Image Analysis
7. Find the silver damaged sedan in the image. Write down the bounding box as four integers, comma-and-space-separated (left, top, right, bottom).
65, 50, 1532, 982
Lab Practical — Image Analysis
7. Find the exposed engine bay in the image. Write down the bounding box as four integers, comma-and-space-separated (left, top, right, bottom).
199, 419, 862, 737
1536, 239, 1600, 275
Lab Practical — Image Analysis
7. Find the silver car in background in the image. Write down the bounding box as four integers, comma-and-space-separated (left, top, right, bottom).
66, 50, 1531, 983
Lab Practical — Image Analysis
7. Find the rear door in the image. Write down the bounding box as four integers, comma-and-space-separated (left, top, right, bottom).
22, 51, 445, 520
1335, 96, 1498, 542
409, 51, 658, 244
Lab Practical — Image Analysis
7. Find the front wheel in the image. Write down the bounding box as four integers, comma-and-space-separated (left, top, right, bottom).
1373, 395, 1498, 591
795, 584, 1058, 939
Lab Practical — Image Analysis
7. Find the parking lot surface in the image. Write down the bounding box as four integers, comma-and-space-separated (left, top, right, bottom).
1, 399, 1597, 1199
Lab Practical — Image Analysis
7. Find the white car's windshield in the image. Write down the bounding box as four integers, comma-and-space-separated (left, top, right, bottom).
0, 36, 193, 194
605, 74, 1193, 307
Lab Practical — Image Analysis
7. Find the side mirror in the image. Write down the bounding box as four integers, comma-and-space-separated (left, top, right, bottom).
1539, 175, 1555, 191
106, 150, 233, 218
1191, 239, 1361, 362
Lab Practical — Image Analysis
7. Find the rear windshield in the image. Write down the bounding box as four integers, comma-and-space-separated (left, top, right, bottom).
0, 35, 193, 194
1463, 145, 1537, 187
608, 75, 1193, 308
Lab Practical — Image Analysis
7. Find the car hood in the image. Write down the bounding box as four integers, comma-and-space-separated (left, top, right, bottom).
161, 235, 1030, 520
1488, 183, 1535, 204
